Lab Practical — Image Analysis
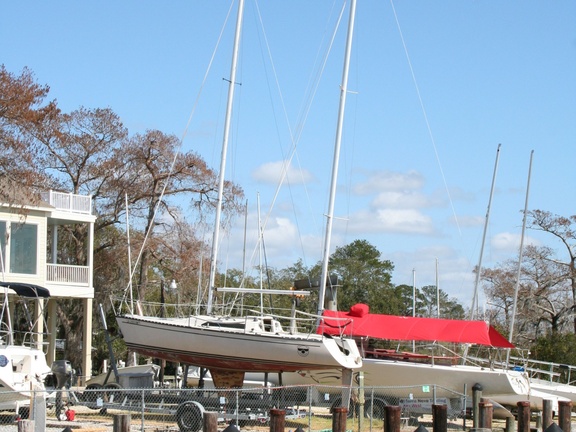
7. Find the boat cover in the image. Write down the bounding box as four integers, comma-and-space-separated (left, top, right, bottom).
318, 303, 514, 348
0, 282, 51, 298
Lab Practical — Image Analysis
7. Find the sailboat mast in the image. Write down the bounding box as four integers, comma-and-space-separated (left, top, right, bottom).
507, 150, 534, 363
469, 143, 501, 319
318, 0, 357, 317
207, 0, 245, 314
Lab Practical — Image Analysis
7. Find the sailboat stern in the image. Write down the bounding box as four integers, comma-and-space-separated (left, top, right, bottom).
323, 336, 362, 369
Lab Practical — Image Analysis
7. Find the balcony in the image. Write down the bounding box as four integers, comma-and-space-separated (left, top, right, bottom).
41, 191, 92, 215
46, 263, 90, 286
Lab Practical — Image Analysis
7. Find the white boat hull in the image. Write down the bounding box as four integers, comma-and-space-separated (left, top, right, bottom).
529, 378, 576, 404
116, 314, 362, 373
0, 344, 51, 404
247, 357, 568, 410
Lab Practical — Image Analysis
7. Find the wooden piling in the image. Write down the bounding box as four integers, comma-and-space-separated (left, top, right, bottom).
113, 414, 130, 432
384, 405, 401, 432
479, 400, 493, 430
332, 407, 348, 432
432, 404, 447, 432
203, 411, 218, 432
558, 400, 572, 432
270, 409, 286, 432
517, 401, 531, 432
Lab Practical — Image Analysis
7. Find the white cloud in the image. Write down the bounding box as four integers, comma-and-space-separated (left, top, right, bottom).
491, 232, 540, 253
372, 191, 432, 209
346, 209, 435, 234
252, 160, 314, 185
353, 170, 424, 195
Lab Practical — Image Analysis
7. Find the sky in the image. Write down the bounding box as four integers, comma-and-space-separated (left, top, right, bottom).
2, 1, 575, 311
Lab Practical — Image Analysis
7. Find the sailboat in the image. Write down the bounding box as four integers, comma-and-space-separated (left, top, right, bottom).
114, 0, 362, 388
0, 282, 53, 415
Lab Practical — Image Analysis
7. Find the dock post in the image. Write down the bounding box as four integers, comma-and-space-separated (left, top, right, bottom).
332, 407, 348, 432
542, 400, 553, 432
517, 401, 531, 432
270, 408, 286, 432
17, 420, 34, 432
472, 383, 483, 430
479, 399, 493, 430
384, 405, 401, 432
506, 417, 515, 432
203, 412, 218, 432
558, 400, 572, 432
432, 404, 447, 432
113, 414, 130, 432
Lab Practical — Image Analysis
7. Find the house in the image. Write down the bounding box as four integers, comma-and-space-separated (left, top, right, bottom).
0, 189, 95, 384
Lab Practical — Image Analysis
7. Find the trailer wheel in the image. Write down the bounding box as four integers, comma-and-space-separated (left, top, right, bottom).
176, 401, 205, 432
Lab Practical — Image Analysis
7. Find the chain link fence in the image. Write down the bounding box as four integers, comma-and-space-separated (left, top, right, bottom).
0, 384, 469, 432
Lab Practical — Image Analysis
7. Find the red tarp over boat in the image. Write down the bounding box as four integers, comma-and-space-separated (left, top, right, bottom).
318, 303, 514, 348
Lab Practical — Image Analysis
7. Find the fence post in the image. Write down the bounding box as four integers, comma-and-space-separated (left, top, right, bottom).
384, 405, 401, 432
479, 399, 493, 430
113, 414, 130, 432
17, 420, 34, 432
203, 412, 218, 432
558, 400, 572, 432
332, 407, 348, 432
542, 400, 553, 432
432, 404, 447, 432
270, 409, 285, 432
517, 401, 531, 432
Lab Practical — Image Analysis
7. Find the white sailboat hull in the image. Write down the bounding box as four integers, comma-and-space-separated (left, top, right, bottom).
529, 378, 576, 404
248, 356, 567, 410
116, 314, 362, 373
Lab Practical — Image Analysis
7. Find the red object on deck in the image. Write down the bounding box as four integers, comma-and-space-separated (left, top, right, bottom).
65, 410, 75, 421
318, 303, 514, 348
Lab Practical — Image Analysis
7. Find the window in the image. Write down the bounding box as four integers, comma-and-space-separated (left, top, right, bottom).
0, 222, 5, 272
10, 223, 37, 275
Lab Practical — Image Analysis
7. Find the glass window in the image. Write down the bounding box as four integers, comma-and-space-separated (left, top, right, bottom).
10, 223, 37, 275
0, 222, 5, 272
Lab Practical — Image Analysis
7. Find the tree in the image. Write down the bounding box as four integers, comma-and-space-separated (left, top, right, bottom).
327, 239, 396, 314
528, 210, 576, 333
0, 65, 58, 204
418, 285, 465, 319
482, 245, 573, 348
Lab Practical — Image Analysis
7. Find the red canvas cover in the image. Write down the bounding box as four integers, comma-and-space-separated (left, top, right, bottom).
318, 303, 514, 348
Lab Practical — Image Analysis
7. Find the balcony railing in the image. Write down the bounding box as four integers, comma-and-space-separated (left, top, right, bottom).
41, 191, 92, 215
46, 263, 90, 285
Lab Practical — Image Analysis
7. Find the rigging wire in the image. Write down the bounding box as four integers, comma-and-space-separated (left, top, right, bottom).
242, 0, 347, 275
122, 0, 238, 305
389, 0, 461, 236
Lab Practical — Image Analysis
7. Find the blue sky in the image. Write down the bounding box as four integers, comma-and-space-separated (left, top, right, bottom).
2, 1, 575, 310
